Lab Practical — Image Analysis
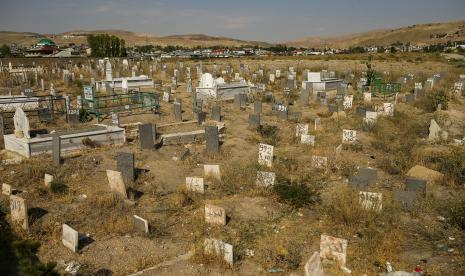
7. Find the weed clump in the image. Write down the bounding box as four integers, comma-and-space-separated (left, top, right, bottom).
274, 175, 320, 208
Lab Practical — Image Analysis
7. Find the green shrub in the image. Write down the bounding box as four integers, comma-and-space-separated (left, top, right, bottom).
258, 125, 279, 146
50, 180, 68, 194
447, 199, 465, 230
274, 175, 320, 208
440, 146, 465, 185
13, 240, 59, 276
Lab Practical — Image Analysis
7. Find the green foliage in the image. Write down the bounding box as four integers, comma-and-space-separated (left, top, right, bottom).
440, 146, 465, 185
50, 180, 68, 194
87, 34, 127, 57
447, 198, 465, 230
274, 175, 320, 208
13, 240, 58, 276
258, 125, 279, 146
0, 44, 11, 57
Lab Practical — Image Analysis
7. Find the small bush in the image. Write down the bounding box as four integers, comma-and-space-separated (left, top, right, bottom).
439, 146, 465, 185
258, 125, 279, 146
13, 240, 59, 276
447, 199, 465, 230
50, 180, 68, 194
274, 175, 320, 208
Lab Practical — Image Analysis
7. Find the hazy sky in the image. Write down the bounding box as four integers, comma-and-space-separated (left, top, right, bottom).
1, 0, 464, 42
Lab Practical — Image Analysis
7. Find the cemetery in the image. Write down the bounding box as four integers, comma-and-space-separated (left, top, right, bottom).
0, 54, 465, 276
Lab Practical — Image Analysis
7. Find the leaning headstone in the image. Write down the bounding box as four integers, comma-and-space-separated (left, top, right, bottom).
2, 183, 12, 196
249, 114, 261, 129
428, 119, 447, 141
204, 238, 234, 266
186, 177, 205, 193
13, 107, 31, 139
204, 164, 221, 181
304, 251, 324, 276
205, 204, 227, 226
256, 171, 276, 187
106, 170, 128, 198
211, 106, 221, 121
133, 215, 149, 233
52, 135, 61, 165
342, 129, 357, 143
258, 143, 274, 167
44, 174, 53, 187
117, 152, 135, 184
10, 195, 29, 230
139, 123, 155, 150
205, 126, 220, 154
359, 191, 382, 211
62, 224, 79, 252
320, 235, 347, 267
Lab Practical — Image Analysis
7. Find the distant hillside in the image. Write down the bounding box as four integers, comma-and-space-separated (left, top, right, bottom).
0, 29, 271, 48
287, 20, 465, 48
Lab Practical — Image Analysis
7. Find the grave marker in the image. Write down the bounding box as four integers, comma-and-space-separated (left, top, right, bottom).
405, 177, 427, 195
343, 95, 353, 109
342, 129, 357, 143
205, 126, 220, 154
52, 135, 61, 165
296, 124, 309, 137
204, 164, 221, 181
301, 134, 315, 146
186, 177, 205, 193
106, 170, 127, 198
204, 238, 234, 266
320, 235, 347, 267
248, 114, 261, 129
2, 183, 12, 196
117, 152, 135, 184
359, 191, 382, 211
258, 143, 274, 167
254, 101, 262, 114
10, 195, 28, 230
62, 224, 79, 252
139, 123, 155, 150
205, 204, 226, 226
304, 252, 324, 276
44, 174, 53, 187
211, 106, 221, 121
133, 215, 149, 233
256, 171, 276, 187
312, 156, 328, 169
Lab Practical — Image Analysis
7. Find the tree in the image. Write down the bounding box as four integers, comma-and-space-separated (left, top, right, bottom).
0, 44, 11, 57
87, 34, 127, 57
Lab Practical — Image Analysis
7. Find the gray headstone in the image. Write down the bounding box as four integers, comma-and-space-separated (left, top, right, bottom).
405, 94, 415, 103
139, 123, 155, 150
348, 176, 369, 190
174, 102, 182, 122
38, 108, 53, 122
405, 177, 427, 195
254, 101, 262, 114
278, 110, 288, 120
358, 168, 378, 185
234, 94, 244, 108
300, 89, 309, 106
211, 106, 221, 121
249, 114, 261, 129
52, 135, 61, 165
394, 191, 417, 211
0, 115, 4, 138
117, 152, 135, 183
205, 126, 219, 154
67, 109, 80, 125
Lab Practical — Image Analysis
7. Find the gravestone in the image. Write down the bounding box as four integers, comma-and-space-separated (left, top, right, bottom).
186, 177, 205, 193
296, 124, 309, 137
300, 89, 310, 106
320, 235, 347, 267
249, 114, 261, 129
256, 171, 276, 187
258, 143, 274, 167
304, 252, 324, 276
301, 134, 315, 146
174, 101, 182, 121
363, 92, 372, 103
62, 224, 79, 252
312, 156, 328, 169
0, 115, 4, 138
356, 106, 367, 117
197, 112, 207, 125
205, 126, 220, 154
44, 174, 53, 187
13, 107, 31, 139
117, 152, 135, 184
205, 204, 226, 226
254, 101, 262, 114
359, 191, 382, 211
10, 195, 29, 230
133, 215, 149, 233
106, 170, 127, 198
68, 109, 80, 125
343, 95, 353, 109
139, 123, 155, 150
204, 238, 234, 266
38, 108, 53, 123
52, 135, 61, 165
314, 117, 321, 130
204, 164, 221, 181
211, 106, 221, 121
384, 103, 394, 116
2, 183, 12, 196
405, 177, 427, 195
234, 94, 246, 108
342, 129, 357, 143
394, 191, 417, 211
278, 109, 288, 120
111, 112, 119, 127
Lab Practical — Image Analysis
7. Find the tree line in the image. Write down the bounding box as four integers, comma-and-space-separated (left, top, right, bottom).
87, 34, 127, 57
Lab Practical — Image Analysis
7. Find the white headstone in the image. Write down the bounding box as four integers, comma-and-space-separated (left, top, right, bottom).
10, 195, 29, 230
205, 204, 226, 226
204, 165, 221, 181
204, 238, 234, 266
320, 234, 347, 266
342, 129, 357, 143
62, 224, 79, 252
106, 170, 127, 198
256, 171, 276, 187
258, 143, 274, 167
301, 134, 315, 146
359, 191, 382, 211
186, 177, 205, 193
296, 124, 309, 137
13, 108, 31, 139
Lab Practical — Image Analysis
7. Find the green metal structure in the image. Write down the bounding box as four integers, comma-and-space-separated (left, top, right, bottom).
81, 85, 160, 121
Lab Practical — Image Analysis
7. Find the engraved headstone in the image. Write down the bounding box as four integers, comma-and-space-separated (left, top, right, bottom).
117, 152, 135, 184
139, 123, 155, 150
186, 177, 205, 193
211, 105, 221, 121
205, 126, 220, 154
248, 114, 261, 129
258, 143, 274, 167
10, 195, 29, 230
320, 235, 347, 267
205, 204, 226, 226
256, 171, 276, 187
359, 191, 382, 211
342, 129, 357, 143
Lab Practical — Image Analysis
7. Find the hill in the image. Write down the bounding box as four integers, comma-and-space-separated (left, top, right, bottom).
287, 20, 465, 48
0, 29, 271, 48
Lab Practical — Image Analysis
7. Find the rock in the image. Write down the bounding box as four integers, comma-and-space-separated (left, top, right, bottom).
406, 165, 444, 183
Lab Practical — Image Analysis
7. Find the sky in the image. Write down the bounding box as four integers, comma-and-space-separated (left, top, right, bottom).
1, 0, 465, 42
